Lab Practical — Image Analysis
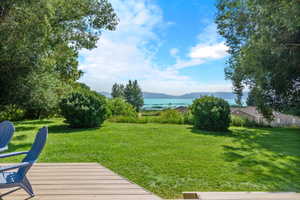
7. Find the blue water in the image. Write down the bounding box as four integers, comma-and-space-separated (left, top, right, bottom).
143, 98, 236, 110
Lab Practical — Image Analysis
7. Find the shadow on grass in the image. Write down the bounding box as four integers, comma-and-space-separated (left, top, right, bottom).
188, 126, 300, 191
15, 126, 36, 132
14, 121, 101, 135
12, 135, 27, 141
189, 127, 233, 137
7, 142, 32, 152
48, 124, 99, 134
222, 127, 300, 192
16, 120, 54, 125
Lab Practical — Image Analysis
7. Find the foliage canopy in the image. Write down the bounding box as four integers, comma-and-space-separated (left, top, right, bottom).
0, 0, 118, 118
111, 83, 125, 98
216, 0, 300, 118
124, 80, 144, 112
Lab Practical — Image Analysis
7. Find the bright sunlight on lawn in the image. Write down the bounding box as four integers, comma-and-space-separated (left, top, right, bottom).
1, 119, 299, 198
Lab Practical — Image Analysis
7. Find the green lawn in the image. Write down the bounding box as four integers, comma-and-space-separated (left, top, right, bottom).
1, 118, 300, 198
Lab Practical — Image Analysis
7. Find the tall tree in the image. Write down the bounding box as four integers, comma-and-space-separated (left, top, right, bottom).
246, 88, 257, 107
216, 0, 300, 118
0, 0, 118, 118
111, 83, 125, 98
124, 80, 144, 112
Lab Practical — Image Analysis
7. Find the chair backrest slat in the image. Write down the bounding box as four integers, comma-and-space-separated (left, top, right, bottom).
17, 127, 48, 179
0, 121, 15, 149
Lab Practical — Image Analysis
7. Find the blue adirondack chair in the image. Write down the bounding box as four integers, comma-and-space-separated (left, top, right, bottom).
0, 121, 15, 152
0, 127, 48, 197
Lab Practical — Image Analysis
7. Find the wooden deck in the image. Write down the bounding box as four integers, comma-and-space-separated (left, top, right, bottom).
0, 163, 161, 200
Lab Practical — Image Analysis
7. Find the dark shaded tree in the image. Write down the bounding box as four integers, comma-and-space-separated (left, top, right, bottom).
0, 0, 118, 118
111, 83, 125, 98
216, 0, 300, 119
246, 88, 257, 106
124, 80, 144, 112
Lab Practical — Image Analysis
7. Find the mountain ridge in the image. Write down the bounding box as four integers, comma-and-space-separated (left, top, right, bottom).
99, 91, 248, 99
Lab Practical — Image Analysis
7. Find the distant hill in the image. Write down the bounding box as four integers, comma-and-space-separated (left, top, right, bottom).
143, 92, 175, 98
99, 91, 248, 100
143, 91, 248, 99
180, 92, 236, 99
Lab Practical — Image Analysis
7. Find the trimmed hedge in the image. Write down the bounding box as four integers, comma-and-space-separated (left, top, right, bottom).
191, 96, 230, 131
60, 91, 108, 128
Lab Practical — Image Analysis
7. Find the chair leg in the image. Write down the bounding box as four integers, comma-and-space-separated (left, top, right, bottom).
20, 177, 34, 197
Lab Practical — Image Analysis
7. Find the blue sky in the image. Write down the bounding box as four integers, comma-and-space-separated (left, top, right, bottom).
79, 0, 232, 95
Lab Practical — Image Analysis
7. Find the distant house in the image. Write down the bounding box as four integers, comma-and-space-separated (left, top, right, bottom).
231, 106, 300, 127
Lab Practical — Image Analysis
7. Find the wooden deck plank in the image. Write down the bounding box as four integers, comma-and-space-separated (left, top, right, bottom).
16, 184, 142, 189
28, 172, 117, 176
2, 195, 160, 200
27, 175, 126, 180
0, 188, 150, 195
0, 163, 161, 200
29, 180, 133, 184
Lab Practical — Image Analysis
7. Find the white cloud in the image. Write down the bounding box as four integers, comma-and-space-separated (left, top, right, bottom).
191, 23, 229, 60
189, 42, 228, 59
171, 59, 205, 70
169, 23, 229, 70
79, 0, 232, 95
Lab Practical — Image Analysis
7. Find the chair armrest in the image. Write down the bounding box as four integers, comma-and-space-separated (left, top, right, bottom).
0, 151, 28, 159
0, 162, 31, 172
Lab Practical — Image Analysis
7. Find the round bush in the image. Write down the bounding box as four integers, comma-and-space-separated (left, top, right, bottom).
60, 91, 108, 128
191, 96, 230, 131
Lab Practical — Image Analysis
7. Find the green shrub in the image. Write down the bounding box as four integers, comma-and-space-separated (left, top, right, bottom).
60, 91, 108, 128
109, 109, 186, 124
244, 118, 270, 128
0, 105, 25, 122
109, 115, 148, 123
141, 110, 160, 116
191, 96, 230, 131
158, 109, 184, 124
230, 115, 246, 127
107, 98, 137, 117
230, 114, 270, 128
183, 109, 194, 124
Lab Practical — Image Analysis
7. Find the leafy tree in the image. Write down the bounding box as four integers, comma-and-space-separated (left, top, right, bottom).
111, 83, 125, 98
20, 71, 71, 119
0, 0, 118, 118
124, 80, 144, 112
246, 88, 257, 106
74, 82, 92, 92
216, 0, 300, 118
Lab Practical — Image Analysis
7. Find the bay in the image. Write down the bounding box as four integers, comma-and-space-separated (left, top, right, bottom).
143, 98, 237, 110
